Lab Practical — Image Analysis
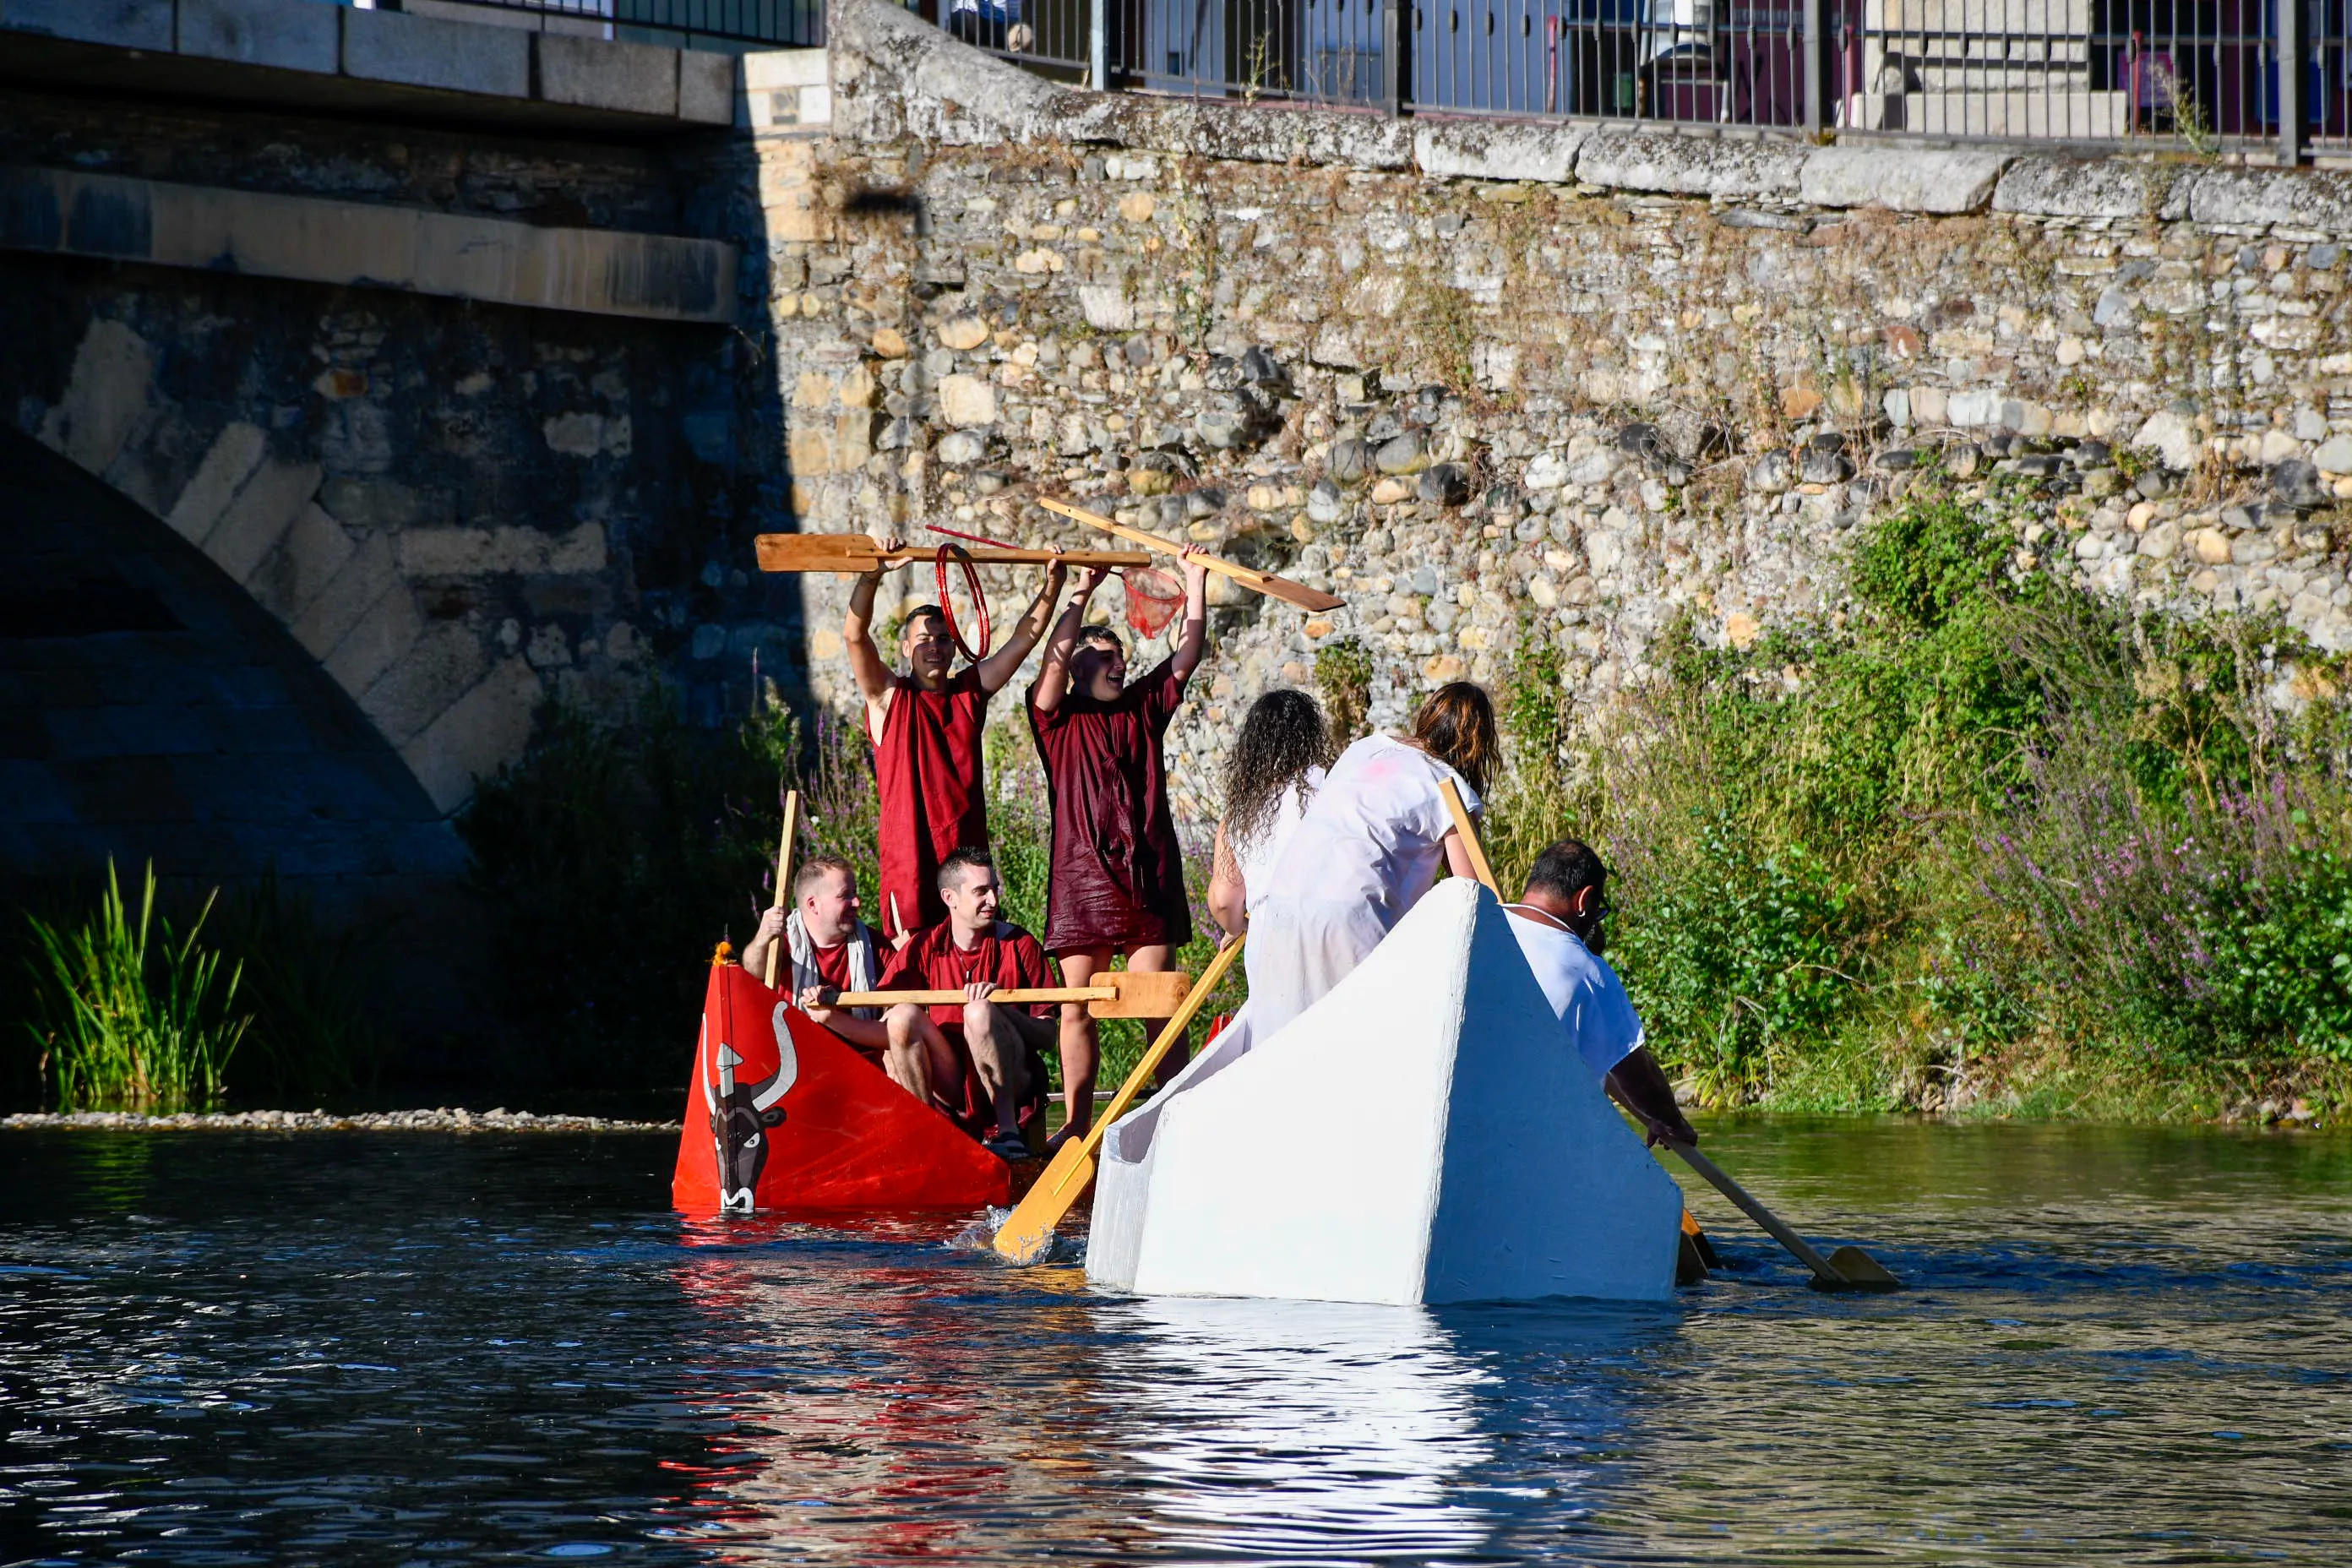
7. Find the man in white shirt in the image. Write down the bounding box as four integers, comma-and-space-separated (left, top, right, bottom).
1503, 838, 1697, 1148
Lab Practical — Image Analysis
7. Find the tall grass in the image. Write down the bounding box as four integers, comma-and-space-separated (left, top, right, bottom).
26, 861, 250, 1113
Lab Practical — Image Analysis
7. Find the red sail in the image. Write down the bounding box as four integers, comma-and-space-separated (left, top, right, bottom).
672, 962, 1014, 1213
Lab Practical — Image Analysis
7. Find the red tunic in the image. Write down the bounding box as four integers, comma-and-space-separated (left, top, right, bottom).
878, 919, 1054, 1136
1026, 657, 1195, 956
808, 940, 853, 994
868, 667, 990, 941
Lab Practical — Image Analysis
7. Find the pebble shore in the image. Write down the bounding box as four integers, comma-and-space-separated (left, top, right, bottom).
2, 1108, 679, 1133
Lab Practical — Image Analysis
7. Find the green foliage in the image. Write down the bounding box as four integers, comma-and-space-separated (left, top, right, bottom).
25, 861, 249, 1113
2197, 841, 2352, 1060
212, 874, 396, 1102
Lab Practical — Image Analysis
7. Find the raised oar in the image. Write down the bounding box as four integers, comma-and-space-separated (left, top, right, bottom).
754, 533, 1150, 574
763, 788, 800, 988
991, 936, 1245, 1264
1039, 498, 1347, 612
1665, 1141, 1902, 1292
830, 967, 1194, 1021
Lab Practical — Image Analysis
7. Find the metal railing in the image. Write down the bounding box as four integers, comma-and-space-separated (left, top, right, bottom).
919, 0, 2352, 159
360, 0, 824, 50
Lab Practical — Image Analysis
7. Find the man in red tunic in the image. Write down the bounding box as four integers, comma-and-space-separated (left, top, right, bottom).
877, 847, 1056, 1159
1026, 548, 1210, 1142
846, 537, 1066, 945
739, 852, 890, 1064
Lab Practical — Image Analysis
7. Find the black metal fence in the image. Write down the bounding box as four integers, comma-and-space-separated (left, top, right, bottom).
917, 0, 2352, 160
359, 0, 825, 50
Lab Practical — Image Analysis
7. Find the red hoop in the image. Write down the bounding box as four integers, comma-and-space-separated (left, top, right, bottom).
934, 543, 991, 662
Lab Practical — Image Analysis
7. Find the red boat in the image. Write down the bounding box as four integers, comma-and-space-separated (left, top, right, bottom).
672, 956, 1014, 1214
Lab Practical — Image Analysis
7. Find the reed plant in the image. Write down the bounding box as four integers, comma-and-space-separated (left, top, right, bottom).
25, 861, 250, 1113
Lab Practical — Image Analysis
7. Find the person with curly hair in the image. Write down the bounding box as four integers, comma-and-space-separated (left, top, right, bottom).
1244, 681, 1500, 1039
1206, 689, 1335, 936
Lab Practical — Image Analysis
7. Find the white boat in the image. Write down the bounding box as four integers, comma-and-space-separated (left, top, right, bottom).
1087, 879, 1686, 1305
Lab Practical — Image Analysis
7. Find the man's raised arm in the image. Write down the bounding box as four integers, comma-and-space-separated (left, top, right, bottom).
1030, 566, 1106, 714
977, 554, 1070, 694
843, 535, 900, 712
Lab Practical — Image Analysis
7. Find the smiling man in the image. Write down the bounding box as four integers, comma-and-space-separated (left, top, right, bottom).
845, 536, 1065, 945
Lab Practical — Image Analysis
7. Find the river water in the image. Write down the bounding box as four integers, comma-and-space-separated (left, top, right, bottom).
2, 1119, 2347, 1565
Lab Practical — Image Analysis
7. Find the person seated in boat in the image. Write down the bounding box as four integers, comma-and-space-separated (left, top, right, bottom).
1504, 837, 1698, 1149
1026, 548, 1211, 1145
876, 847, 1056, 1160
739, 853, 890, 1063
1206, 688, 1334, 937
845, 536, 1067, 946
1245, 681, 1500, 1040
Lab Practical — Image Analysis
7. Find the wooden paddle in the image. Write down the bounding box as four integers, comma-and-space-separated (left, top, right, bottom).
763, 789, 801, 988
1039, 498, 1347, 612
1664, 1141, 1902, 1292
830, 967, 1193, 1021
992, 936, 1246, 1263
755, 533, 1149, 574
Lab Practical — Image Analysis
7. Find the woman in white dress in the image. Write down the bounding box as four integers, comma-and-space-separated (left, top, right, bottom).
1206, 689, 1334, 936
1245, 682, 1501, 1038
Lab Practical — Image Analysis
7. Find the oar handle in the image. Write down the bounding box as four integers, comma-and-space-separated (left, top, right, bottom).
764, 790, 799, 988
1041, 498, 1274, 591
828, 986, 1113, 1007
1664, 1141, 1843, 1282
1438, 777, 1498, 896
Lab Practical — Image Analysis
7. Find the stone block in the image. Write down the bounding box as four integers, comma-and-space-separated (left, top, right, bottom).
1994, 156, 2193, 220
2189, 170, 2352, 232
290, 531, 398, 658
402, 655, 542, 814
180, 0, 338, 73
0, 0, 171, 48
397, 522, 608, 578
357, 620, 487, 749
341, 4, 531, 100
246, 502, 357, 623
1416, 122, 1586, 186
319, 575, 425, 698
162, 422, 270, 544
939, 374, 997, 427
203, 458, 322, 582
743, 47, 829, 90
679, 47, 736, 125
1800, 146, 2011, 214
535, 33, 678, 118
39, 318, 155, 476
1576, 132, 1806, 199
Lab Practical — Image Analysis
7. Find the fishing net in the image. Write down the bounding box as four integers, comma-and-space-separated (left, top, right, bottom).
1122, 566, 1186, 639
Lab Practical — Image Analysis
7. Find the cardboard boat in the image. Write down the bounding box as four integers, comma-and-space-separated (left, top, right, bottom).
1086, 879, 1686, 1304
672, 960, 1012, 1213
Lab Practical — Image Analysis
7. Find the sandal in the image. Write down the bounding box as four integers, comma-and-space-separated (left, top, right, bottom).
983, 1130, 1031, 1161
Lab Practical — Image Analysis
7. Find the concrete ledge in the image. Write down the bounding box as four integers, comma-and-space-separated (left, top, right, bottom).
342, 3, 532, 100
1576, 130, 1806, 199
2189, 167, 2352, 230
1800, 144, 2012, 213
1994, 156, 2195, 220
0, 165, 737, 323
679, 49, 736, 125
1418, 121, 1587, 185
536, 32, 677, 118
0, 0, 172, 49
180, 0, 336, 73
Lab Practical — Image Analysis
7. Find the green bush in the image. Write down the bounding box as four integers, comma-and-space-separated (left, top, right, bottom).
2197, 840, 2352, 1060
25, 861, 250, 1113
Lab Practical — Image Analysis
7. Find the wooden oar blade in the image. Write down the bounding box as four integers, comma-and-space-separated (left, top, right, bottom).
755, 533, 882, 573
1251, 574, 1346, 612
1089, 968, 1193, 1018
1820, 1244, 1903, 1292
992, 1137, 1095, 1263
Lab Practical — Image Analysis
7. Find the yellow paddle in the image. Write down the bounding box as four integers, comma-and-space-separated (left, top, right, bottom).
763, 789, 800, 988
991, 935, 1245, 1264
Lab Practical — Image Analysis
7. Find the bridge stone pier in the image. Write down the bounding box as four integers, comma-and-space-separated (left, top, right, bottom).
0, 0, 809, 1031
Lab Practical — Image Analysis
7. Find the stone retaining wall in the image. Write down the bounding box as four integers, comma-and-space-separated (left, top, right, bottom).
748, 0, 2352, 816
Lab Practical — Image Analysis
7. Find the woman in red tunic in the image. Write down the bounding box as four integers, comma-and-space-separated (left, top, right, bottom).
843, 538, 1067, 944
1026, 549, 1210, 1142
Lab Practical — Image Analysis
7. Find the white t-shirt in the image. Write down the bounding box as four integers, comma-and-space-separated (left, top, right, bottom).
1264, 734, 1479, 925
1505, 905, 1643, 1082
1233, 767, 1326, 917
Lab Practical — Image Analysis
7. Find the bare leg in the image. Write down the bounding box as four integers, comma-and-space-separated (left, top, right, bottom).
880, 1004, 935, 1107
1123, 943, 1188, 1085
961, 999, 1031, 1138
1054, 949, 1107, 1138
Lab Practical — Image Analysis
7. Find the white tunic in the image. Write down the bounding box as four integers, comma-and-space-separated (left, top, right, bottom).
1244, 735, 1480, 1040
1504, 906, 1643, 1082
1233, 767, 1326, 918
